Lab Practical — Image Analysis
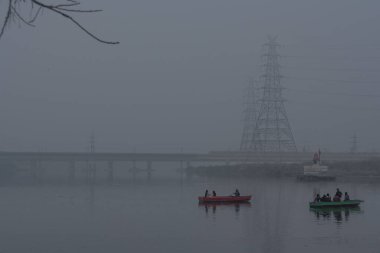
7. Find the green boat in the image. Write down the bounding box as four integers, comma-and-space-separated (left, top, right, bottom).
310, 206, 361, 215
309, 200, 363, 208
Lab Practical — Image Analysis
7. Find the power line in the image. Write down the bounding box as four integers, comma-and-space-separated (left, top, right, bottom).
287, 100, 380, 112
287, 87, 380, 98
284, 76, 380, 86
283, 66, 380, 73
282, 43, 380, 50
282, 54, 380, 61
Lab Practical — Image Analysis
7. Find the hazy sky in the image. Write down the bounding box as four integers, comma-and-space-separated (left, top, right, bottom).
1, 0, 380, 152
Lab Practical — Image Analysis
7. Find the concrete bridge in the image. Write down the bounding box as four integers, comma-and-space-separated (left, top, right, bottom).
1, 151, 379, 182
1, 151, 379, 164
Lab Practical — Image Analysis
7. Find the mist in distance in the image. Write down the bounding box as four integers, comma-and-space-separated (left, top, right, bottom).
1, 0, 380, 153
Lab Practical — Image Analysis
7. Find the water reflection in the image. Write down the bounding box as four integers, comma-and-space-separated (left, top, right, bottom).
310, 206, 362, 223
199, 202, 251, 214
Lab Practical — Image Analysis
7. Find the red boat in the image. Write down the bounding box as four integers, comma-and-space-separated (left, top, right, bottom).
198, 195, 251, 203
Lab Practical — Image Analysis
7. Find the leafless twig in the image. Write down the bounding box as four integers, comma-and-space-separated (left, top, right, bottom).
0, 0, 13, 38
0, 0, 119, 44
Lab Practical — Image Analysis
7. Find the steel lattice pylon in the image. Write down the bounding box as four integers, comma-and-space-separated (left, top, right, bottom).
240, 79, 258, 151
248, 37, 297, 152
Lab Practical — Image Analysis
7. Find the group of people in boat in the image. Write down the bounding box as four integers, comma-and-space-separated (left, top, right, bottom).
314, 188, 350, 202
204, 189, 240, 197
204, 190, 217, 197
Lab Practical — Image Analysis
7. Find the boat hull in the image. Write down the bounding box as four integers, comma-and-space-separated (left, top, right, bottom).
309, 200, 363, 208
198, 195, 251, 203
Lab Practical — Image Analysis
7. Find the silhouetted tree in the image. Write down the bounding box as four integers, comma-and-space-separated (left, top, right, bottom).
0, 0, 119, 44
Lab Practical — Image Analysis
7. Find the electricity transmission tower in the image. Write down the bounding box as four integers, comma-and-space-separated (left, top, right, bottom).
90, 132, 96, 153
350, 133, 358, 153
248, 36, 297, 152
240, 79, 258, 151
86, 132, 97, 179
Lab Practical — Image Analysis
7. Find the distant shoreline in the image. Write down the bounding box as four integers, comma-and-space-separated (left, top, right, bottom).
187, 159, 380, 180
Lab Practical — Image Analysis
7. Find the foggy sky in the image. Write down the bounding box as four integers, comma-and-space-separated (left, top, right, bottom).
1, 0, 380, 153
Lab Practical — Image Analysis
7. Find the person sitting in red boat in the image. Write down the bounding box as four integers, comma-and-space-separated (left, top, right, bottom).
212, 190, 216, 197
234, 189, 240, 197
204, 189, 209, 197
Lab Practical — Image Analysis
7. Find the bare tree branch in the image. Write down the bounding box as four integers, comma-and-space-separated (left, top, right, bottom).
0, 0, 119, 44
11, 6, 35, 27
0, 0, 13, 38
55, 3, 80, 8
55, 8, 102, 13
29, 6, 43, 23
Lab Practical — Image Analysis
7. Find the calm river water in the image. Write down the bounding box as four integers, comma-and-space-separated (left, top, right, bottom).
0, 169, 379, 253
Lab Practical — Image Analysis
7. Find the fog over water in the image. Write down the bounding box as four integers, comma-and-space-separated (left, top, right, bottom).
0, 171, 380, 253
1, 0, 380, 152
1, 1, 380, 252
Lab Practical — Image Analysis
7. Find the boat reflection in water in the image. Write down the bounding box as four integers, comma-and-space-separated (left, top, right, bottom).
199, 202, 251, 214
310, 206, 362, 224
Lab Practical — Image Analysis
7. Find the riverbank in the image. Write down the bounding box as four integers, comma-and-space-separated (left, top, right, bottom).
187, 159, 380, 180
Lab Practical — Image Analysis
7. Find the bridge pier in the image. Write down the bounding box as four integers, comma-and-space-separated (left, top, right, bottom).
178, 160, 192, 179
68, 161, 76, 182
146, 161, 153, 179
129, 160, 138, 179
107, 161, 114, 182
89, 164, 96, 180
85, 161, 96, 182
30, 160, 37, 180
30, 160, 44, 182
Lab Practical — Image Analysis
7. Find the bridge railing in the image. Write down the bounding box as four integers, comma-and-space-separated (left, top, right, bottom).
0, 151, 379, 163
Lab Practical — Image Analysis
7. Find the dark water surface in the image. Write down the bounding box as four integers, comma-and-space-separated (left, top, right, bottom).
0, 172, 379, 253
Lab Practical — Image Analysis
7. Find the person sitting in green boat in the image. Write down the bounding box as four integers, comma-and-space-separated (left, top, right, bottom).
333, 194, 341, 202
332, 188, 343, 202
320, 193, 331, 202
335, 188, 343, 198
314, 194, 321, 202
344, 192, 350, 201
320, 194, 328, 202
